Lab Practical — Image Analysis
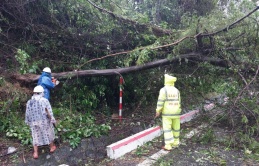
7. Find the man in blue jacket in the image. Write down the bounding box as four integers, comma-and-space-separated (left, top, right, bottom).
37, 67, 55, 100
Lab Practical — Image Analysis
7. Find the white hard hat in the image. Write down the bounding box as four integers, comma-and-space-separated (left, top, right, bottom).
43, 67, 51, 73
33, 85, 44, 93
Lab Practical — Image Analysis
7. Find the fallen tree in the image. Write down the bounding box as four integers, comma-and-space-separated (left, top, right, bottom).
11, 5, 259, 83
12, 52, 229, 83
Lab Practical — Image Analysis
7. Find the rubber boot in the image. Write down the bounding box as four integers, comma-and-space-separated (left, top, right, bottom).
163, 144, 172, 151
172, 139, 180, 147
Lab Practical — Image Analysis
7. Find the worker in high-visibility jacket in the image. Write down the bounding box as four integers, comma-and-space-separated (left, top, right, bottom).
155, 74, 181, 151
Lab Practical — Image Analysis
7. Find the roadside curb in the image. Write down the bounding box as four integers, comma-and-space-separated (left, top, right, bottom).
106, 110, 200, 159
137, 123, 208, 166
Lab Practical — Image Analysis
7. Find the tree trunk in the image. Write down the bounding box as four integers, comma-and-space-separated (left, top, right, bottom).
12, 52, 228, 83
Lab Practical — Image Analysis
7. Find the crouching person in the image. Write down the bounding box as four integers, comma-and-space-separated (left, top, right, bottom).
155, 74, 182, 151
25, 85, 57, 159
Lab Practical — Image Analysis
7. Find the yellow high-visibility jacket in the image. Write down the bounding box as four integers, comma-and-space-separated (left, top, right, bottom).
156, 74, 181, 117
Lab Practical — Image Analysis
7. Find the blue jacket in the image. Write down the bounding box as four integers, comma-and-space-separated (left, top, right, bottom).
37, 72, 55, 100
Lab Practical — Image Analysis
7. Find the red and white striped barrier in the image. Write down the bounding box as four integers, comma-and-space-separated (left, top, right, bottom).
119, 77, 123, 122
180, 110, 199, 123
107, 109, 200, 159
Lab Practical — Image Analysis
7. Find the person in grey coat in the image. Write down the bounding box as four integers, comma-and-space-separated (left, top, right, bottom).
25, 85, 57, 159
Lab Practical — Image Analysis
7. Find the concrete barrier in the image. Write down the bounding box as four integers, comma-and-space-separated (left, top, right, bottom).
107, 126, 162, 159
106, 109, 200, 159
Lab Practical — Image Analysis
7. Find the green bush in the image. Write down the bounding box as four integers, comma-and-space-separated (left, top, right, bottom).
6, 125, 32, 145
53, 108, 111, 148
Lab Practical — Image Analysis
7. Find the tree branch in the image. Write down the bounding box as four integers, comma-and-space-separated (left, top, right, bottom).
13, 52, 202, 82
86, 0, 172, 36
200, 6, 259, 37
78, 35, 195, 69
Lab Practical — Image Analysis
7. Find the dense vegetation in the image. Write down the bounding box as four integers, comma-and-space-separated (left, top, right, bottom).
0, 0, 258, 158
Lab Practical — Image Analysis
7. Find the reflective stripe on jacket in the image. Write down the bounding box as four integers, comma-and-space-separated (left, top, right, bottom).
156, 86, 181, 116
156, 74, 181, 117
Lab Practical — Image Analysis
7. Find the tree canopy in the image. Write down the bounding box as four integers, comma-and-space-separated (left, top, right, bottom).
0, 0, 257, 82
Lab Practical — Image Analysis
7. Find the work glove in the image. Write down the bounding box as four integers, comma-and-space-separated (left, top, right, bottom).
55, 80, 60, 85
51, 77, 60, 85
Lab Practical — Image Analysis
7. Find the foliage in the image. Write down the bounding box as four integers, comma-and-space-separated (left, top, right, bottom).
6, 125, 32, 145
53, 108, 111, 148
135, 146, 149, 157
53, 77, 108, 112
1, 106, 111, 149
122, 70, 162, 109
0, 79, 29, 118
199, 128, 215, 144
134, 142, 152, 157
15, 49, 30, 74
2, 110, 32, 146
